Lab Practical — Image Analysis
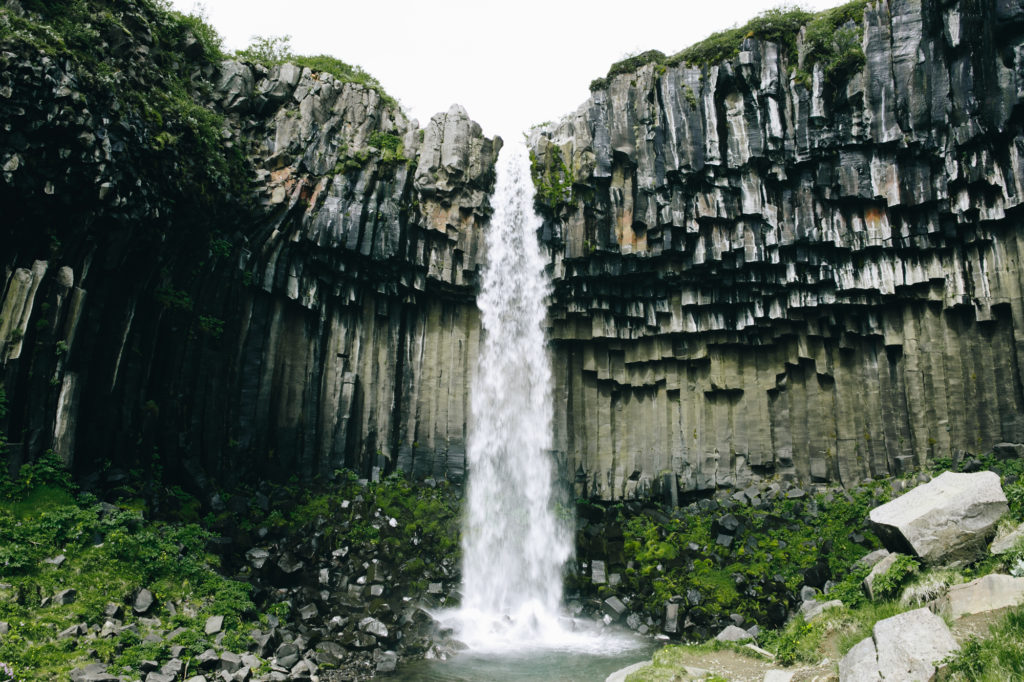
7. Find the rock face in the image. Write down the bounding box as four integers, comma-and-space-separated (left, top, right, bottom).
529, 0, 1024, 499
869, 471, 1007, 564
5, 0, 1024, 501
839, 607, 959, 681
0, 1, 498, 485
936, 573, 1024, 619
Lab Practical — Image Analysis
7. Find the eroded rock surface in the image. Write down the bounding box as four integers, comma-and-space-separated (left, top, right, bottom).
529, 0, 1024, 499
0, 0, 498, 485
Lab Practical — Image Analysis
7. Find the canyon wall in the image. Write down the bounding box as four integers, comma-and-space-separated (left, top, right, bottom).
5, 0, 1024, 501
0, 0, 498, 485
529, 0, 1024, 499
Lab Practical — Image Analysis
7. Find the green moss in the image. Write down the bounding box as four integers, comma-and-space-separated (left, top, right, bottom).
588, 1, 868, 93
234, 34, 398, 108
0, 492, 258, 679
609, 481, 888, 626
529, 147, 574, 209
668, 5, 813, 68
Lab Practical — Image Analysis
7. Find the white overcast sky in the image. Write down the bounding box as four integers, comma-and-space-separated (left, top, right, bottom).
171, 0, 848, 139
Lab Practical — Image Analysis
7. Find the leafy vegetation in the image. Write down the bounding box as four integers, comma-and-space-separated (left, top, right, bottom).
869, 554, 919, 601
0, 455, 256, 679
589, 1, 869, 92
669, 6, 813, 69
530, 147, 574, 210
946, 606, 1024, 681
1, 0, 253, 255
234, 34, 397, 107
612, 482, 887, 625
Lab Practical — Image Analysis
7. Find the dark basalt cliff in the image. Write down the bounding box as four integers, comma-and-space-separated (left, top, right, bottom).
0, 0, 498, 488
4, 0, 1024, 503
528, 0, 1024, 499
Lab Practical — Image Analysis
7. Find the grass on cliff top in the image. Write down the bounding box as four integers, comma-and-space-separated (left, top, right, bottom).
1, 0, 253, 229
589, 0, 869, 91
234, 34, 398, 108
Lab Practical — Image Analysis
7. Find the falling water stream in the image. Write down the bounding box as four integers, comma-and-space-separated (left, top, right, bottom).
395, 143, 651, 679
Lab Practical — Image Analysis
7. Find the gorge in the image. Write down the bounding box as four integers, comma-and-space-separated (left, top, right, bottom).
4, 0, 1024, 503
3, 0, 1024, 678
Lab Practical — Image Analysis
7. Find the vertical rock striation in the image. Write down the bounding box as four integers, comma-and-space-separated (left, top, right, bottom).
0, 0, 500, 485
529, 0, 1024, 499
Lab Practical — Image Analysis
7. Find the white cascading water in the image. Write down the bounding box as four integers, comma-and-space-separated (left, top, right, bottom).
456, 141, 573, 650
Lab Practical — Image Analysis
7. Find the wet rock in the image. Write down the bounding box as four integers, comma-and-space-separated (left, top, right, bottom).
591, 559, 607, 584
375, 650, 398, 673
314, 641, 345, 666
602, 596, 628, 621
274, 642, 300, 669
359, 616, 389, 639
663, 602, 681, 634
245, 548, 270, 570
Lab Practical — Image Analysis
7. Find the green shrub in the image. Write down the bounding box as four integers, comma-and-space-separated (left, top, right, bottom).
234, 35, 397, 107
946, 606, 1024, 681
871, 554, 919, 601
588, 1, 868, 93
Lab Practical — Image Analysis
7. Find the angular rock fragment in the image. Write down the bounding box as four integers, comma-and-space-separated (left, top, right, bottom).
869, 471, 1007, 565
839, 608, 958, 681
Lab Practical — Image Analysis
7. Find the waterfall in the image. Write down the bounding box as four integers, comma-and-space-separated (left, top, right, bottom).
457, 141, 572, 649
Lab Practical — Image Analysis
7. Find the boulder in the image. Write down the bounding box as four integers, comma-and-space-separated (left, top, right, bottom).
602, 596, 628, 621
839, 637, 881, 682
854, 549, 891, 569
715, 625, 751, 642
358, 616, 389, 638
58, 622, 87, 638
274, 642, 300, 668
936, 574, 1024, 619
991, 521, 1024, 554
663, 602, 680, 634
54, 588, 77, 605
144, 673, 175, 682
70, 664, 120, 682
133, 588, 155, 615
798, 599, 843, 622
375, 650, 398, 673
838, 608, 959, 681
868, 471, 1007, 565
204, 614, 224, 635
